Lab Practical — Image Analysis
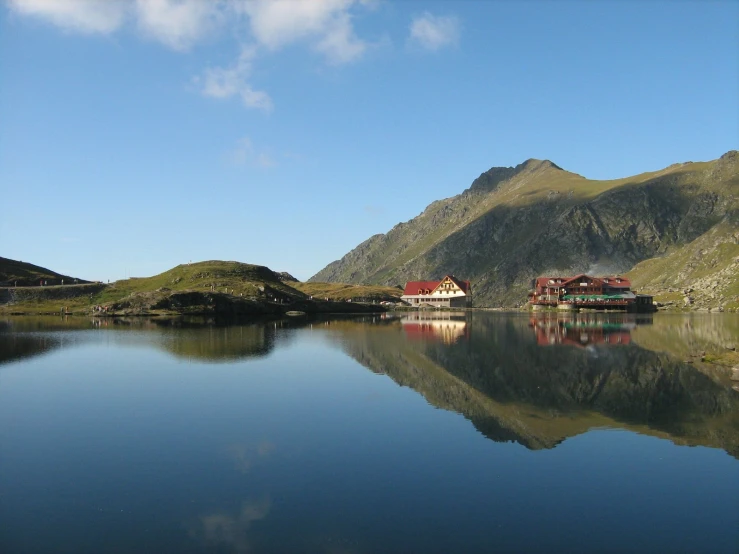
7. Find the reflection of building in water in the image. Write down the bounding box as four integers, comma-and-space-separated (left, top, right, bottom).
402, 312, 468, 344
529, 313, 646, 347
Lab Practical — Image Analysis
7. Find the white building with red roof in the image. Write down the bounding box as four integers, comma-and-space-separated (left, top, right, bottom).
401, 275, 472, 308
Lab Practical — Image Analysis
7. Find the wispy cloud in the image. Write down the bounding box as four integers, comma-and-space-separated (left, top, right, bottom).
234, 0, 367, 65
8, 0, 127, 34
8, 0, 377, 111
134, 0, 224, 51
228, 137, 276, 168
197, 46, 273, 111
409, 12, 460, 51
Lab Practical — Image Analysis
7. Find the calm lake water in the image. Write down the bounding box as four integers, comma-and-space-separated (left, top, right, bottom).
1, 312, 738, 553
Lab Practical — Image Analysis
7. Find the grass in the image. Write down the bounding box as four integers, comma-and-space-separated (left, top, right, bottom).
1, 260, 307, 315
340, 158, 726, 286
0, 256, 88, 286
291, 281, 403, 302
627, 219, 739, 309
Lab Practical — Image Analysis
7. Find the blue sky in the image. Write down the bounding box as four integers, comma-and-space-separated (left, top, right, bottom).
1, 0, 737, 282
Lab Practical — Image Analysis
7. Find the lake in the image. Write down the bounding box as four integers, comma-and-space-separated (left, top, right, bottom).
1, 312, 737, 553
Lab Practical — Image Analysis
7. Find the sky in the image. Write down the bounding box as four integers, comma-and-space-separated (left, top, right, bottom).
1, 0, 737, 282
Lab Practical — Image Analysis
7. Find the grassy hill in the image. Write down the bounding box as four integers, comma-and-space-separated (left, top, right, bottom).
291, 281, 403, 302
310, 151, 738, 308
98, 260, 307, 303
0, 260, 389, 316
0, 256, 89, 287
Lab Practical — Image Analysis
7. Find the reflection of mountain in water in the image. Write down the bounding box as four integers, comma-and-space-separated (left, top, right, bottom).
334, 313, 739, 458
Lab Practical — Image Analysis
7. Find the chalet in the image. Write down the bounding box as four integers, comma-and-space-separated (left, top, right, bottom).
529, 274, 654, 312
401, 275, 472, 308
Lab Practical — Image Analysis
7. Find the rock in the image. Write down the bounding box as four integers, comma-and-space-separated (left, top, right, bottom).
731, 368, 739, 381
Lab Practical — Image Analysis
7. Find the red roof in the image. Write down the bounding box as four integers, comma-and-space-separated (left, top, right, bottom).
446, 275, 471, 293
535, 274, 631, 290
560, 274, 601, 287
601, 276, 631, 289
536, 277, 565, 288
403, 280, 441, 295
403, 275, 471, 295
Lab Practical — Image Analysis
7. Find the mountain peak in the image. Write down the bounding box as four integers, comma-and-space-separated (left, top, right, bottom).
517, 158, 562, 172
468, 158, 562, 193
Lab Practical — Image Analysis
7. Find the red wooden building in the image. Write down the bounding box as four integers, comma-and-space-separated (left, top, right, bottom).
529, 274, 654, 312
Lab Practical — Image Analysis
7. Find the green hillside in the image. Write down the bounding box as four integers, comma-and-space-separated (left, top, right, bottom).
0, 256, 88, 286
0, 260, 390, 316
310, 151, 739, 308
98, 260, 306, 304
291, 281, 403, 302
628, 216, 739, 310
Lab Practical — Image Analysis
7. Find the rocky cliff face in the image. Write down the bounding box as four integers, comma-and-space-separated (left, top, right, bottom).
311, 152, 738, 307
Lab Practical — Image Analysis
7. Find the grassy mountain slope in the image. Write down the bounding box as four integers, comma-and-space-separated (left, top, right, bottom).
0, 256, 89, 286
290, 281, 403, 302
627, 216, 739, 310
310, 152, 738, 307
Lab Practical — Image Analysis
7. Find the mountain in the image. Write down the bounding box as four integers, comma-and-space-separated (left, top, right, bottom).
0, 256, 89, 286
310, 152, 738, 308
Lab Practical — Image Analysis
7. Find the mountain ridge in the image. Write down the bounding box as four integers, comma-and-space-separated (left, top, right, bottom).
310, 151, 738, 307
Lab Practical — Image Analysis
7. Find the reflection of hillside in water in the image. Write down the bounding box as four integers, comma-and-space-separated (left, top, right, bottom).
332, 313, 739, 457
0, 317, 95, 365
402, 312, 468, 344
146, 319, 277, 363
0, 316, 282, 364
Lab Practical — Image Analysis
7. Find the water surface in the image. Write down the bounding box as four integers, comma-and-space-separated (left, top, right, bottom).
1, 313, 737, 553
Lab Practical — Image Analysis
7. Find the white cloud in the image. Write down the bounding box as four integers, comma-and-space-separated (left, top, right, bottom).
9, 0, 377, 110
409, 12, 460, 51
7, 0, 128, 34
233, 0, 367, 64
134, 0, 223, 51
198, 46, 273, 111
228, 137, 276, 168
315, 11, 366, 64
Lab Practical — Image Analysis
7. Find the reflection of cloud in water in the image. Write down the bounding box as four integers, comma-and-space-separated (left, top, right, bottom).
227, 440, 275, 474
195, 496, 271, 554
